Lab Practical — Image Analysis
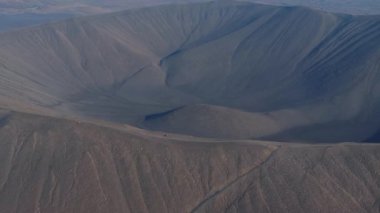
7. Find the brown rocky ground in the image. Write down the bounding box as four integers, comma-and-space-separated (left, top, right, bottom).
0, 111, 380, 213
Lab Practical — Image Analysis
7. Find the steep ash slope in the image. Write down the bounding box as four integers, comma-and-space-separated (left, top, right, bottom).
0, 2, 380, 141
0, 3, 379, 213
1, 111, 380, 213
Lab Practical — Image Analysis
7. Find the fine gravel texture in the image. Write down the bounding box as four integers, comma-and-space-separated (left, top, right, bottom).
1, 111, 380, 213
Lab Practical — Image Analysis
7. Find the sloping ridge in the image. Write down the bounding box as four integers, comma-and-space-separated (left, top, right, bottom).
1, 2, 380, 212
1, 110, 380, 212
0, 1, 380, 142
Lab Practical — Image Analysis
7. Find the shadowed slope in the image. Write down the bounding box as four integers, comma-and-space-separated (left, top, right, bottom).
1, 111, 380, 212
1, 2, 380, 141
0, 2, 272, 119
252, 0, 380, 15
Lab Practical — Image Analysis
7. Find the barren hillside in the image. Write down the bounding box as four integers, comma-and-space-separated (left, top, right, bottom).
0, 2, 380, 212
1, 0, 380, 32
1, 111, 380, 213
0, 2, 380, 142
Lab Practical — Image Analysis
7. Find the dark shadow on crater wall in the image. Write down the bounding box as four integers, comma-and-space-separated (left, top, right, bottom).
260, 121, 380, 143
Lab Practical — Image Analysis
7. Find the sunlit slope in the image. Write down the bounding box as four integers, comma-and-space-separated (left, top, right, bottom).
0, 2, 380, 141
1, 111, 380, 213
